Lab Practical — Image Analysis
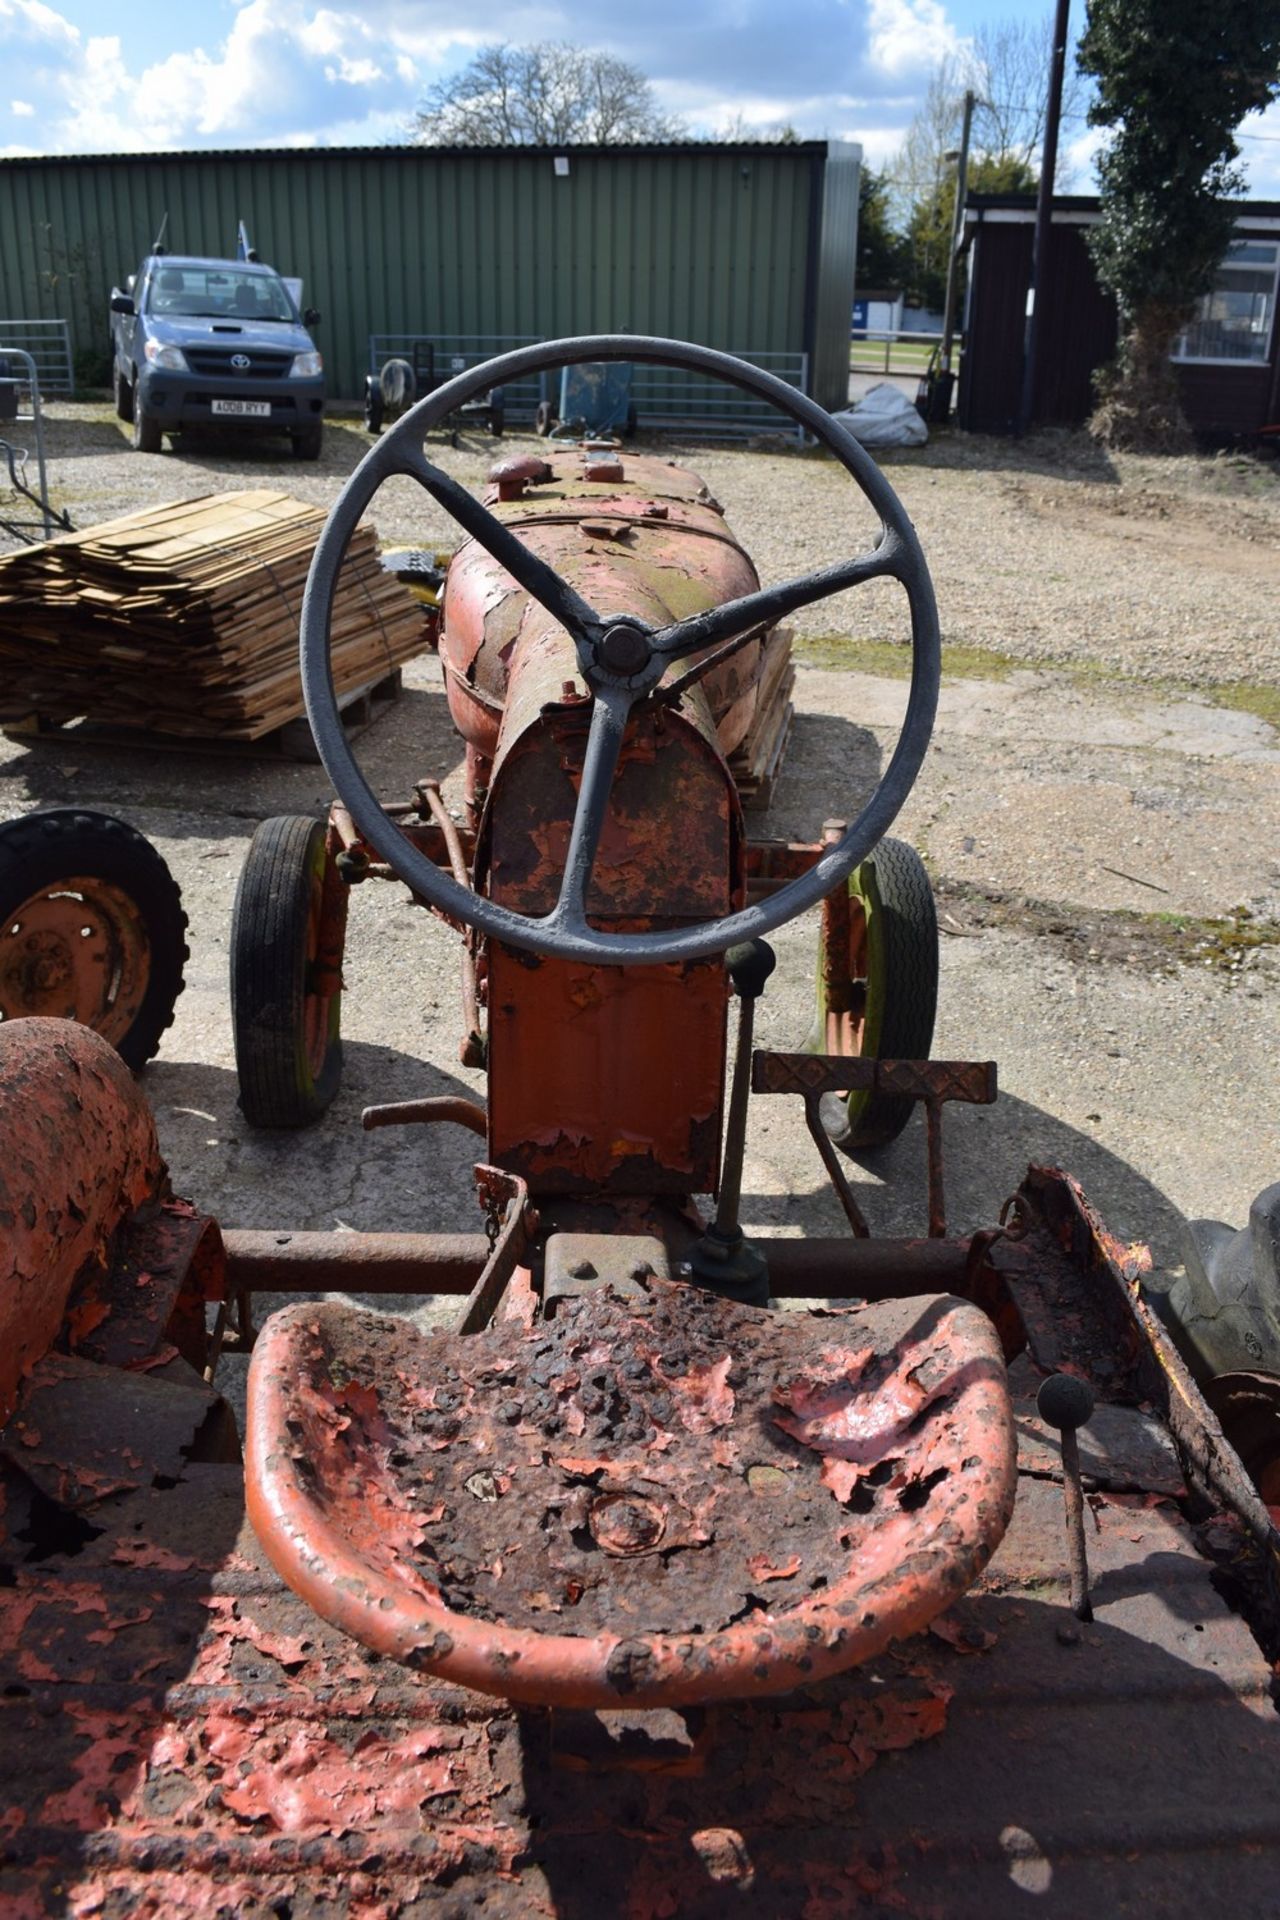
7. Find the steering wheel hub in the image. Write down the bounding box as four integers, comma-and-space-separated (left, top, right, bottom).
595, 620, 652, 678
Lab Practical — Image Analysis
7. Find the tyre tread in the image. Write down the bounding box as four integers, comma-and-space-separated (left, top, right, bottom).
231, 815, 342, 1128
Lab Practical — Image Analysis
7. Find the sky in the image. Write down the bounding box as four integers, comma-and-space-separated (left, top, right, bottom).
2, 0, 1278, 196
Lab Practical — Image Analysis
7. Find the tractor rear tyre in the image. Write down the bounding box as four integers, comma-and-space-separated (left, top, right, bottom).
0, 809, 187, 1069
814, 836, 938, 1155
232, 815, 346, 1128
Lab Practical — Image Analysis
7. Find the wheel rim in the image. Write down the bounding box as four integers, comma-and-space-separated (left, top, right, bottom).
0, 875, 151, 1045
823, 896, 870, 1056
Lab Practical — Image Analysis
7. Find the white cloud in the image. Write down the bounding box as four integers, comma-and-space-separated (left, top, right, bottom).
1237, 97, 1280, 198
0, 0, 77, 50
866, 0, 962, 78
0, 0, 473, 151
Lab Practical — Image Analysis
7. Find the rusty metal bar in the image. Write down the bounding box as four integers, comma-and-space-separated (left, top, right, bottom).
415, 780, 484, 1056
765, 1235, 993, 1297
456, 1168, 535, 1335
818, 820, 851, 1021
221, 1228, 991, 1303
222, 1230, 489, 1295
362, 1095, 487, 1136
801, 1093, 870, 1237
925, 1099, 946, 1238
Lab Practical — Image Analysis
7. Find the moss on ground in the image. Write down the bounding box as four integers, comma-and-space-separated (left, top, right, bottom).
794, 633, 1279, 737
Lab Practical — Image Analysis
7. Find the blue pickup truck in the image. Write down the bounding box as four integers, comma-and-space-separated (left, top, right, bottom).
109, 253, 325, 458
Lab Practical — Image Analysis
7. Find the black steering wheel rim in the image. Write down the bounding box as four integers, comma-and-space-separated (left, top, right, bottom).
301, 333, 940, 964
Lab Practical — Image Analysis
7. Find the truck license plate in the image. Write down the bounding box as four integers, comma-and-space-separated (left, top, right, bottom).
211, 399, 271, 418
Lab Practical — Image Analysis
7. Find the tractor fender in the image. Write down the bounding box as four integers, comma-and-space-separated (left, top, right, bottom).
0, 1017, 166, 1423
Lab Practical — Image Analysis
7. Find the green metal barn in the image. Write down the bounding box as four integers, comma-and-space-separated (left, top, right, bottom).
0, 140, 860, 416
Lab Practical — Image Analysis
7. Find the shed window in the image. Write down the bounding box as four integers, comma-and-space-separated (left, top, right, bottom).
1172, 239, 1278, 365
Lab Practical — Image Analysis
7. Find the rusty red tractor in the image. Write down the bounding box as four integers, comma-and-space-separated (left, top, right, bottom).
4, 339, 1279, 1915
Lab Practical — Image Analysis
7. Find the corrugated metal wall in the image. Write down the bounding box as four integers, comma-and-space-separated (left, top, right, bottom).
0, 142, 858, 409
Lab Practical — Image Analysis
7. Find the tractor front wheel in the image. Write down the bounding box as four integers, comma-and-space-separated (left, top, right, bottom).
814, 836, 938, 1155
0, 809, 187, 1068
232, 816, 347, 1128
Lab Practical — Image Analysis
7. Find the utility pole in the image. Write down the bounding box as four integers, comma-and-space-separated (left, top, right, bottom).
940, 89, 975, 379
1017, 0, 1072, 434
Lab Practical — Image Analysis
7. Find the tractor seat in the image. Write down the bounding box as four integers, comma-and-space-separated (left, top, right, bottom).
245, 1280, 1016, 1709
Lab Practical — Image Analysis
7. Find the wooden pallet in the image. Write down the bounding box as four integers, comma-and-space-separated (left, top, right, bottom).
3, 669, 404, 765
728, 627, 796, 811
0, 491, 426, 744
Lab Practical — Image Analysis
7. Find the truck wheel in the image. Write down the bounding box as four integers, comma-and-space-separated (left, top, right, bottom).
292, 423, 324, 461
534, 400, 554, 437
114, 366, 134, 423
813, 837, 938, 1155
232, 816, 347, 1128
0, 809, 187, 1069
364, 378, 384, 435
132, 392, 162, 453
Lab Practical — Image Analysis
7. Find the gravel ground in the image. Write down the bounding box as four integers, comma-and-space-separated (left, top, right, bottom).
27, 400, 1280, 689
2, 401, 1277, 1297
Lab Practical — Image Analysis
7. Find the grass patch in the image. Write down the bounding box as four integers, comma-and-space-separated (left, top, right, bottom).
794, 632, 1279, 737
1203, 679, 1280, 733
938, 880, 1278, 977
795, 634, 1020, 680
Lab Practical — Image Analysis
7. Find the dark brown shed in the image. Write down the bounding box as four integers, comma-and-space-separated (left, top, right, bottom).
957, 194, 1280, 441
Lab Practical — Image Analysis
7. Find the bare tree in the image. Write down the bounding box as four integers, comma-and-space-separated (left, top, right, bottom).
884, 11, 1082, 228
414, 43, 684, 146
970, 15, 1084, 183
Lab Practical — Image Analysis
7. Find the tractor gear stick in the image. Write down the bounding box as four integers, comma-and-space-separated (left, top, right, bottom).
1037, 1372, 1096, 1622
686, 939, 776, 1307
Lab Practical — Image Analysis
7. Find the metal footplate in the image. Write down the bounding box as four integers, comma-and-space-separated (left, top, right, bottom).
752, 1053, 997, 1237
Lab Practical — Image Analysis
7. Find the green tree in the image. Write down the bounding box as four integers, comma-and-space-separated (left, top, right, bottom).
856, 168, 909, 290
414, 42, 683, 145
1079, 0, 1280, 449
904, 154, 1037, 313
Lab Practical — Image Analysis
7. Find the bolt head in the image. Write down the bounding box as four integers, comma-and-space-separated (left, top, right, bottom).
597, 623, 649, 675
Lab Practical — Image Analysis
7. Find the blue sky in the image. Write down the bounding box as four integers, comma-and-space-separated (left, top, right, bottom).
2, 0, 1278, 194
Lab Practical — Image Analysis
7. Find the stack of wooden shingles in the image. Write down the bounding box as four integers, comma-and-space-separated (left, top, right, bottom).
0, 490, 426, 741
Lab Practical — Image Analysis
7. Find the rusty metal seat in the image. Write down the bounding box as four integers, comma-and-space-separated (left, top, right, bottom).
246, 1279, 1015, 1709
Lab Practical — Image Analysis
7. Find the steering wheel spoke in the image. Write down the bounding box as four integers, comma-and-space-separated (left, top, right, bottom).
551, 685, 634, 932
396, 443, 602, 647
650, 535, 904, 665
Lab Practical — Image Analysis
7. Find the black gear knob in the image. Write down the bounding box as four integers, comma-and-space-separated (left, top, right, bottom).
1037, 1373, 1095, 1433
725, 939, 777, 1001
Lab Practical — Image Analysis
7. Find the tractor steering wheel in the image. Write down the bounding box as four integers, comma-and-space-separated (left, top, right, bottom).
301, 335, 940, 965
